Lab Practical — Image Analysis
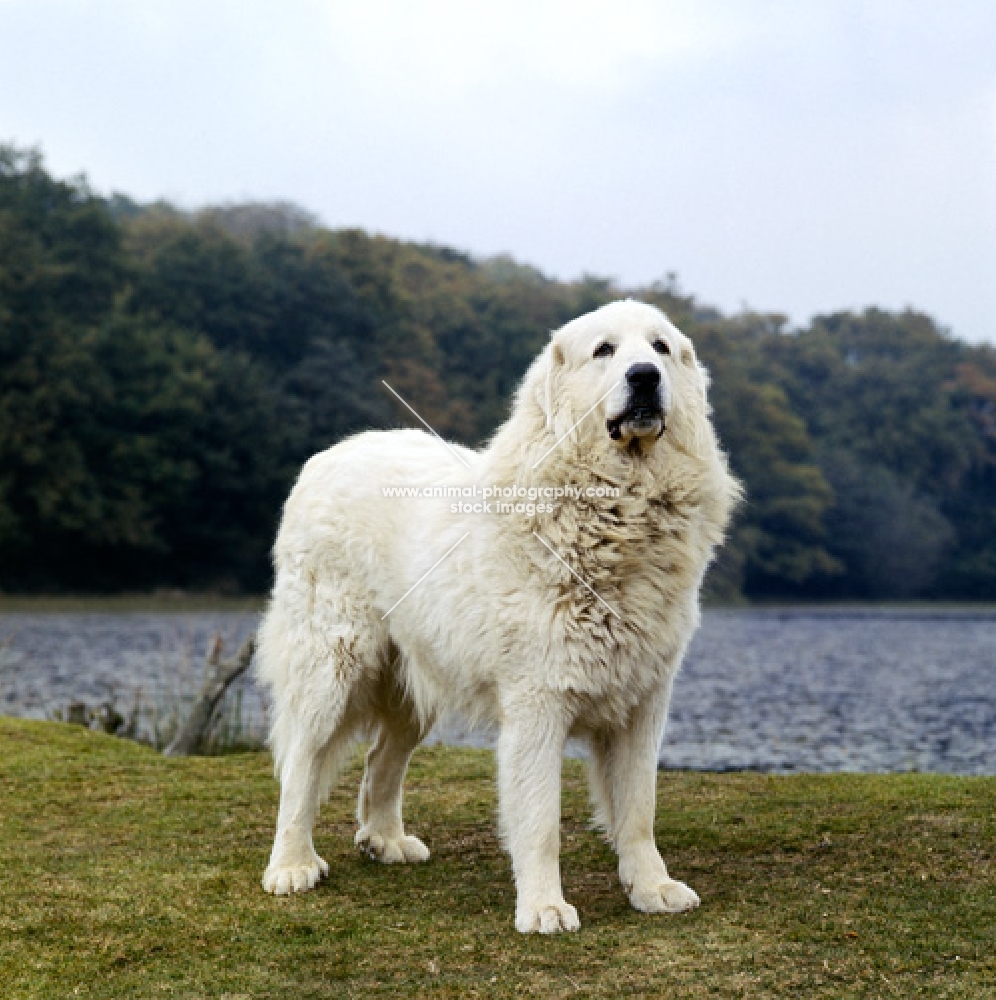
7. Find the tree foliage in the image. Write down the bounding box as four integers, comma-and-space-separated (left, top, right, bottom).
1, 147, 993, 598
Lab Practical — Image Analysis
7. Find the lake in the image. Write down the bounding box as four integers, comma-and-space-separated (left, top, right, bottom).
1, 607, 993, 774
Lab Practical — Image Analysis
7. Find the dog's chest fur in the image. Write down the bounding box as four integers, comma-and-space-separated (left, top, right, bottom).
478, 454, 721, 726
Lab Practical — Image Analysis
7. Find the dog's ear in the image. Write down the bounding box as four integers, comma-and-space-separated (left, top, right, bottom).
524, 335, 578, 452
677, 339, 710, 405
542, 341, 566, 432
696, 361, 711, 398
668, 355, 713, 459
527, 337, 565, 432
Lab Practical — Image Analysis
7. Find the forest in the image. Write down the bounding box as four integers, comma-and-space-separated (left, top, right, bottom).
1, 145, 994, 601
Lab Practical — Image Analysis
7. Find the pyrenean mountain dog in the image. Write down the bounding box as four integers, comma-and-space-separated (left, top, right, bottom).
257, 299, 740, 933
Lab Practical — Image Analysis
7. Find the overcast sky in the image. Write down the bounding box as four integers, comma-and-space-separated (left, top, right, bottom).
1, 1, 994, 343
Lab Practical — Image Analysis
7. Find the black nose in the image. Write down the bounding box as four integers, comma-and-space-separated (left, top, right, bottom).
626, 363, 661, 391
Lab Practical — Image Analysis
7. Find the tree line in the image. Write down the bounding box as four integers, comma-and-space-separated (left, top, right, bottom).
1, 145, 994, 600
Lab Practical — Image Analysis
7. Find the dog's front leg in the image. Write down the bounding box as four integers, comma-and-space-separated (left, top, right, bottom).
596, 680, 700, 915
497, 702, 579, 934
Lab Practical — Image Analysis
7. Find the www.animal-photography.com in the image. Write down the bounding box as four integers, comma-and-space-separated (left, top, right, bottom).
1, 3, 993, 997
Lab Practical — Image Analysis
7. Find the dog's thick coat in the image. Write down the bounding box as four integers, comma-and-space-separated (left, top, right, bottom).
257, 300, 740, 933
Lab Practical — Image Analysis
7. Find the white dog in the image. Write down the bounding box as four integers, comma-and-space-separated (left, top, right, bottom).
257, 299, 740, 933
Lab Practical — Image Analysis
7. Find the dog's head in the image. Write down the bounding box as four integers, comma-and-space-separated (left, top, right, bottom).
528, 300, 712, 459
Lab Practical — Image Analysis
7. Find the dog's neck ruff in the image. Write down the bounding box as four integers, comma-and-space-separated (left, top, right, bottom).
480, 407, 732, 643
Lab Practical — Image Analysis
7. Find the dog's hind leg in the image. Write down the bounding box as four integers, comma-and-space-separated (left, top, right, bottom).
587, 729, 616, 837
262, 726, 351, 894
259, 581, 384, 895
354, 670, 431, 863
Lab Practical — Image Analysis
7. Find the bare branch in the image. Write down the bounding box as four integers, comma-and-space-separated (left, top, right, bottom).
164, 634, 256, 756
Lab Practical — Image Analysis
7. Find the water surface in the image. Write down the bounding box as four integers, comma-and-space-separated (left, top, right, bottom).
1, 608, 992, 773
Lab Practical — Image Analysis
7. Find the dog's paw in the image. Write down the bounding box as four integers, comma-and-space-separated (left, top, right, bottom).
515, 898, 581, 934
262, 853, 329, 895
628, 877, 700, 914
354, 828, 430, 864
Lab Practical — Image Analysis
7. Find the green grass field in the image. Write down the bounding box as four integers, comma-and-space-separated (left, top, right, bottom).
1, 717, 993, 998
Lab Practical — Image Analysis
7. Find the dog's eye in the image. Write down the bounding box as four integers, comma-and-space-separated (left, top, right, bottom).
652, 339, 671, 356
593, 342, 615, 359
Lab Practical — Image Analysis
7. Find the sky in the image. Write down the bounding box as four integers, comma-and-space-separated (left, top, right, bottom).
1, 0, 994, 343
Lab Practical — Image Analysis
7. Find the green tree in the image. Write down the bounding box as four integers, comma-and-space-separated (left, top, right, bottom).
2, 147, 993, 599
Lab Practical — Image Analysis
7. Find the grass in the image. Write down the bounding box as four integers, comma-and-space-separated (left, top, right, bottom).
1, 718, 993, 999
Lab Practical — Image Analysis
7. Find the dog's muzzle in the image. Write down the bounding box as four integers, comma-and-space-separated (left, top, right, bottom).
606, 363, 666, 441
